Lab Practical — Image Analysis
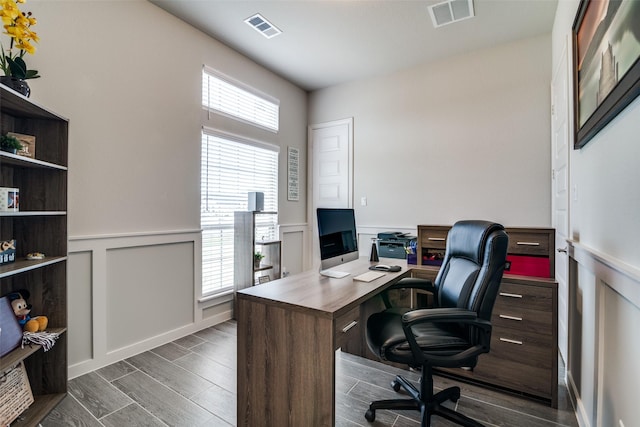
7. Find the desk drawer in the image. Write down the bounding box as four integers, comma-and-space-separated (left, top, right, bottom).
335, 306, 361, 354
418, 227, 449, 250
505, 229, 551, 257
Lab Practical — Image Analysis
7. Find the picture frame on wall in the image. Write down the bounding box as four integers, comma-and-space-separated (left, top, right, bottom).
572, 0, 640, 148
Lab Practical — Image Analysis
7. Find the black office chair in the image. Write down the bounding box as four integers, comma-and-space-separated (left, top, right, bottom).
365, 220, 509, 427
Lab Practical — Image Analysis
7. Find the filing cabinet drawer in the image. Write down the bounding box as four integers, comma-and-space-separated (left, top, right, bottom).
488, 327, 553, 369
495, 281, 553, 311
474, 353, 554, 399
504, 229, 551, 257
335, 306, 361, 354
493, 281, 554, 336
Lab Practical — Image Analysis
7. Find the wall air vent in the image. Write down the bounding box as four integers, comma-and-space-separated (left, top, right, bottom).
428, 0, 475, 28
245, 13, 282, 39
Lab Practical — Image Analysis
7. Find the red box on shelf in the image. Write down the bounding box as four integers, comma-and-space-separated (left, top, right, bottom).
504, 255, 550, 278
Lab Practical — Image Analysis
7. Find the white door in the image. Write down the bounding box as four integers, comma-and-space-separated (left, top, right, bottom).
308, 118, 353, 268
551, 38, 570, 363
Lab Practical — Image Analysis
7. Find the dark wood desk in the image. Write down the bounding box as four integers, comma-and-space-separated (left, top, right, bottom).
236, 257, 410, 427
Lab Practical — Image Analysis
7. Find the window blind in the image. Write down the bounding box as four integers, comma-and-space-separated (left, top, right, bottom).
202, 68, 280, 132
201, 131, 279, 296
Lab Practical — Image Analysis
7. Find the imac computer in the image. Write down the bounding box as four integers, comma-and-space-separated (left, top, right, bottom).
317, 208, 359, 278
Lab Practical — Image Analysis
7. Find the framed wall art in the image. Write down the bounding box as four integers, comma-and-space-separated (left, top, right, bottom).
572, 0, 640, 148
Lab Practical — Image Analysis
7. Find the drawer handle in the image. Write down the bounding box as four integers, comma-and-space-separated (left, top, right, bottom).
516, 241, 540, 246
341, 321, 358, 333
500, 338, 523, 345
499, 292, 523, 299
499, 314, 522, 321
427, 237, 446, 241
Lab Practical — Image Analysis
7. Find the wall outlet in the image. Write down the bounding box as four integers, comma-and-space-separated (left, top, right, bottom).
360, 196, 367, 206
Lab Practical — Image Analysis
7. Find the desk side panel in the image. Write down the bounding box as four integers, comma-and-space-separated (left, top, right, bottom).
237, 296, 335, 427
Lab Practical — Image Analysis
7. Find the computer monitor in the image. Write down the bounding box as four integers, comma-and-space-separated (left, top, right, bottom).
316, 208, 359, 278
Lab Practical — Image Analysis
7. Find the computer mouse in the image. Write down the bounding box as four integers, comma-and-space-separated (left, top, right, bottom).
371, 264, 402, 272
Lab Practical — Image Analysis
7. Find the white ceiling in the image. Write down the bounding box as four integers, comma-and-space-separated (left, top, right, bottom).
150, 0, 558, 92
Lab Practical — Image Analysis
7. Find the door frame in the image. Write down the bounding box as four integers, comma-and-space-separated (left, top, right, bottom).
307, 118, 354, 269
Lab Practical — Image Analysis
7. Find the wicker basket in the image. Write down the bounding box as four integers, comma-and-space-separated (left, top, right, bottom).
0, 361, 34, 426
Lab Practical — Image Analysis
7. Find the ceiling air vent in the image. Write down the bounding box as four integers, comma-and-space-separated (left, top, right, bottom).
428, 0, 475, 28
245, 13, 282, 39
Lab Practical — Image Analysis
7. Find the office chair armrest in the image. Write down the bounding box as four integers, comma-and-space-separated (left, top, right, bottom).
380, 278, 435, 309
400, 308, 493, 367
402, 307, 479, 325
390, 277, 435, 293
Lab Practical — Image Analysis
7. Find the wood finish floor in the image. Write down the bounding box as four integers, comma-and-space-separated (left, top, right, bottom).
41, 320, 578, 427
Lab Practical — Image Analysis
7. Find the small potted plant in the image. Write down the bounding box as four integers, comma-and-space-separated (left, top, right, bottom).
254, 251, 265, 268
1, 134, 22, 154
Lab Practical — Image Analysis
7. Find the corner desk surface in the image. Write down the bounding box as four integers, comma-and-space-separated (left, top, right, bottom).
236, 257, 411, 427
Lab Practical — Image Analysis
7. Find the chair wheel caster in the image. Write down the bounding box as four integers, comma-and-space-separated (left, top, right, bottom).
391, 379, 401, 392
365, 408, 376, 422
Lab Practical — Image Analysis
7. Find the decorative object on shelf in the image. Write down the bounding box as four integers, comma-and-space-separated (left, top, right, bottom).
254, 251, 264, 268
0, 187, 19, 211
0, 133, 23, 153
22, 330, 59, 352
0, 361, 34, 426
258, 275, 271, 284
0, 0, 40, 98
572, 0, 640, 148
248, 191, 264, 212
0, 239, 16, 264
7, 289, 48, 333
0, 296, 22, 357
26, 252, 45, 260
7, 132, 35, 158
369, 238, 379, 262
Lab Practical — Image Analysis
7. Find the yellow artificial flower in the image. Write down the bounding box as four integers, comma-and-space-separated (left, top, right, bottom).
0, 0, 39, 79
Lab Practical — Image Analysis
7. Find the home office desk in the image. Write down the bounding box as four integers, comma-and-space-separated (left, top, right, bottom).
236, 257, 411, 427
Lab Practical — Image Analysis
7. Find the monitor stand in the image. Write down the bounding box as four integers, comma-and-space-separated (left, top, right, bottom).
319, 269, 350, 278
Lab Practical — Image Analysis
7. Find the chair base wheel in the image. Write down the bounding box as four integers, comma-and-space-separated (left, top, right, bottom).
391, 379, 401, 392
365, 408, 376, 422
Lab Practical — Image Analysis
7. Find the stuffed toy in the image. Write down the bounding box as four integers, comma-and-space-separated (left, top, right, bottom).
7, 289, 48, 333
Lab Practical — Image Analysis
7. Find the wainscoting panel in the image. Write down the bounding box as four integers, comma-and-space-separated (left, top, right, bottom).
68, 251, 94, 366
567, 241, 640, 427
106, 241, 194, 351
68, 230, 229, 379
280, 223, 307, 275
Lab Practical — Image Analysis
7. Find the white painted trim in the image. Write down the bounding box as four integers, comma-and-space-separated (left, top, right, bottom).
70, 228, 202, 242
68, 308, 230, 379
569, 240, 640, 309
567, 371, 591, 427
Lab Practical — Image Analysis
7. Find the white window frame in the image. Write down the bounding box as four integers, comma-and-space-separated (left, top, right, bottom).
200, 128, 279, 297
202, 66, 280, 133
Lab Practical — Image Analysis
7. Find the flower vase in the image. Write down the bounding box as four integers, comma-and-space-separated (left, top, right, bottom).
0, 76, 30, 97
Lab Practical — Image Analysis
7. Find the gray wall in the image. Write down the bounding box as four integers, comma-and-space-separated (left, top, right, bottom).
553, 2, 640, 426
309, 35, 552, 230
28, 0, 308, 376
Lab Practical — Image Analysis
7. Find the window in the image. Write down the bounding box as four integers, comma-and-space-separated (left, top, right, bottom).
202, 67, 280, 132
201, 130, 278, 296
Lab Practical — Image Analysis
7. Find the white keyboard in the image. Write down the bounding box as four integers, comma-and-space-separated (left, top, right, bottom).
353, 271, 385, 282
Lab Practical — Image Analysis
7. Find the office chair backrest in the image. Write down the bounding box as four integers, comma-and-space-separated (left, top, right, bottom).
434, 220, 508, 320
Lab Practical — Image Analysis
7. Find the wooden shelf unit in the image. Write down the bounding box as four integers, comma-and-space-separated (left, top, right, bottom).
0, 85, 68, 426
234, 211, 281, 289
414, 225, 559, 407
